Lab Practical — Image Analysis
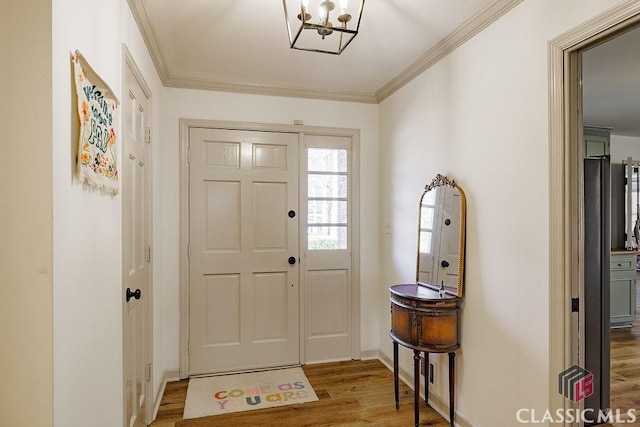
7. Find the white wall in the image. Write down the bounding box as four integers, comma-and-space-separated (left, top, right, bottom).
378, 0, 624, 425
0, 1, 52, 426
611, 134, 640, 164
160, 89, 380, 370
611, 134, 640, 249
52, 1, 164, 425
45, 0, 634, 424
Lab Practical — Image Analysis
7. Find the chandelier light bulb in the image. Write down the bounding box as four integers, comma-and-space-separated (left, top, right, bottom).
339, 0, 349, 14
319, 1, 335, 24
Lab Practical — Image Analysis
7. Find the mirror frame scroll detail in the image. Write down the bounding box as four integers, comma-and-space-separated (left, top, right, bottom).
415, 174, 467, 297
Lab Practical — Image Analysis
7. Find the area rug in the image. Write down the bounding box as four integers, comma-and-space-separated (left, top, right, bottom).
183, 367, 318, 419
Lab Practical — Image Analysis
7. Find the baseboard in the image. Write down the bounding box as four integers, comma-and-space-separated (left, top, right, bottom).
152, 369, 181, 421
378, 352, 472, 427
305, 349, 380, 365
359, 349, 379, 360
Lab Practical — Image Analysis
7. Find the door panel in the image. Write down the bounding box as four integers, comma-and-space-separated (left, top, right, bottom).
308, 270, 348, 335
205, 274, 240, 345
254, 272, 289, 340
189, 128, 299, 374
254, 182, 287, 249
205, 181, 240, 250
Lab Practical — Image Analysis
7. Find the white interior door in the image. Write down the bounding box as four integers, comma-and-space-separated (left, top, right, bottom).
122, 59, 151, 427
302, 135, 355, 363
433, 189, 461, 288
418, 190, 437, 284
189, 128, 299, 374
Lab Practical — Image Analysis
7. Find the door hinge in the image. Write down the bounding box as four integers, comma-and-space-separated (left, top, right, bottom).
146, 127, 152, 144
146, 246, 152, 263
571, 297, 579, 313
187, 148, 191, 163
187, 243, 191, 259
146, 363, 152, 382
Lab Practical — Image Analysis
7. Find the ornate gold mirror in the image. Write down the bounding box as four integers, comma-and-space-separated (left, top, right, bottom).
416, 174, 466, 297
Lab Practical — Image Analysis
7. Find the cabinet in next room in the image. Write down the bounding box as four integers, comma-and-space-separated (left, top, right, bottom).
610, 250, 637, 327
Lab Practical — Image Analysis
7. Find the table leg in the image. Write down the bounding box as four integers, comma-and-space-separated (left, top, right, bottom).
414, 350, 420, 427
424, 351, 429, 406
393, 341, 399, 410
448, 352, 455, 426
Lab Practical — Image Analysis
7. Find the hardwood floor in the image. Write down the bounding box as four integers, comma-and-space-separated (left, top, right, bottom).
150, 359, 450, 427
606, 278, 640, 427
151, 281, 640, 427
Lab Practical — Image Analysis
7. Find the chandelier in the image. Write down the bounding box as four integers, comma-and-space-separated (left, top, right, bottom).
282, 0, 365, 55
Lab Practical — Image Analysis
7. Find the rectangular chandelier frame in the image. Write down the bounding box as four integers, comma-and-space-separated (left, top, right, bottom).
282, 0, 365, 55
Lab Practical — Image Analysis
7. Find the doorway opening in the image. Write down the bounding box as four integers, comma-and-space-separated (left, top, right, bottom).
549, 2, 640, 424
581, 25, 640, 423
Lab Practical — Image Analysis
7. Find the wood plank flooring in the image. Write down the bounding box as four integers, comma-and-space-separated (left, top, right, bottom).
150, 359, 450, 427
151, 280, 640, 426
606, 278, 640, 427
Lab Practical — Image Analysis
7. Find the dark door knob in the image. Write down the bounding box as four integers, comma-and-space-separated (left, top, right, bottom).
288, 210, 296, 218
126, 288, 141, 302
288, 256, 296, 265
441, 260, 450, 268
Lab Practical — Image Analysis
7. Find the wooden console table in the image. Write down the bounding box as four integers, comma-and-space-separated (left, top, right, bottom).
389, 284, 460, 427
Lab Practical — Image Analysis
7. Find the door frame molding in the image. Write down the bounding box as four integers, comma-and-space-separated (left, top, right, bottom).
121, 44, 154, 426
178, 119, 361, 378
548, 2, 640, 423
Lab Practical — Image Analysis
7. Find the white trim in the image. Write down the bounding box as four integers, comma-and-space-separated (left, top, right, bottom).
351, 132, 361, 360
126, 0, 170, 85
359, 349, 379, 360
123, 45, 152, 97
151, 370, 180, 422
127, 0, 521, 104
179, 119, 362, 376
299, 133, 308, 364
548, 2, 640, 425
179, 119, 190, 379
165, 76, 377, 104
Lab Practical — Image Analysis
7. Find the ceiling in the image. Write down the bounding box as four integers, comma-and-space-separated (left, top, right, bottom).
127, 0, 521, 103
583, 25, 640, 137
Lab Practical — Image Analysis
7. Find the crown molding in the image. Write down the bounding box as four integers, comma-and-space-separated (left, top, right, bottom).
164, 74, 378, 104
128, 0, 522, 104
127, 0, 171, 84
375, 0, 523, 102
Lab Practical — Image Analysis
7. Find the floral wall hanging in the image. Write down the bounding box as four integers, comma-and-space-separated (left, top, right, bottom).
72, 50, 120, 194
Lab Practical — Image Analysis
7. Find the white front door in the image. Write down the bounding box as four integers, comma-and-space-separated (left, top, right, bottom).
122, 58, 151, 426
189, 128, 300, 374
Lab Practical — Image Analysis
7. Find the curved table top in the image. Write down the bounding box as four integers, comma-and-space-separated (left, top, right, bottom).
390, 283, 458, 301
